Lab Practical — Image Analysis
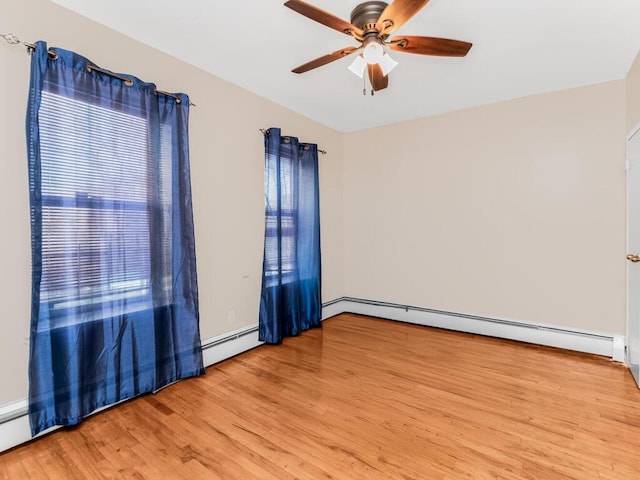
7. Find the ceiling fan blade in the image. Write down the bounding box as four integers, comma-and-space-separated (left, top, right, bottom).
368, 63, 389, 91
285, 0, 363, 37
292, 46, 359, 74
376, 0, 430, 37
389, 36, 472, 57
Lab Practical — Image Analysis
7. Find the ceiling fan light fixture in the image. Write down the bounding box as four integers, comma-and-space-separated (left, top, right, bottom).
348, 54, 367, 78
362, 40, 384, 64
379, 52, 398, 76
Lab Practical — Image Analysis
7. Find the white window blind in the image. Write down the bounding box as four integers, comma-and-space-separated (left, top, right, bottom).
37, 89, 172, 327
264, 152, 297, 285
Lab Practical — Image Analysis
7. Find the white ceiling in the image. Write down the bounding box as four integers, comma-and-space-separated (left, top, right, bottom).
51, 0, 640, 133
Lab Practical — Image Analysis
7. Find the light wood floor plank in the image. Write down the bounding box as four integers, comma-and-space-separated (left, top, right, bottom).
1, 313, 639, 479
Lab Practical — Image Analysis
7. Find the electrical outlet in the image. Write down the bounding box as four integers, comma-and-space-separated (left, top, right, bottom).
227, 310, 236, 324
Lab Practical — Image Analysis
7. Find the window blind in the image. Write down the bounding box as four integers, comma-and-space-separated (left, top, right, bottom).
37, 89, 172, 327
264, 152, 297, 284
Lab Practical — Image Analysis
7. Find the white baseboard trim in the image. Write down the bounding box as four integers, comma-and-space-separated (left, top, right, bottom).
201, 324, 262, 368
331, 297, 625, 361
321, 299, 347, 321
0, 400, 30, 453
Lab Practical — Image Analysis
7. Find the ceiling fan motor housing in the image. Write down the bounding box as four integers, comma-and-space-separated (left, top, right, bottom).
350, 1, 389, 34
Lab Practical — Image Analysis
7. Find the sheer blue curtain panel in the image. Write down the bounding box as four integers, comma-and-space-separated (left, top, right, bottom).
259, 128, 322, 344
26, 41, 204, 436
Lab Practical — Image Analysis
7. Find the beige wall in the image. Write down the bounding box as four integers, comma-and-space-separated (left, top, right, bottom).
0, 0, 344, 405
344, 81, 627, 334
627, 50, 640, 133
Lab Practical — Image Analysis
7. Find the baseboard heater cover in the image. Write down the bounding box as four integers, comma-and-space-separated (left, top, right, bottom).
0, 400, 28, 427
332, 297, 624, 361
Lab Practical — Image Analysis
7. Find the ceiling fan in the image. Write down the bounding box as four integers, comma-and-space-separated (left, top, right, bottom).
285, 0, 472, 93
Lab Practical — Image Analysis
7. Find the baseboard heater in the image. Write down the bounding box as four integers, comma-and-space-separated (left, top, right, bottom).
201, 325, 259, 351
329, 296, 624, 361
0, 402, 28, 426
336, 296, 611, 339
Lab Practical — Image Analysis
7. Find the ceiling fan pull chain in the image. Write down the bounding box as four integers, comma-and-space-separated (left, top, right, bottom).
370, 70, 374, 96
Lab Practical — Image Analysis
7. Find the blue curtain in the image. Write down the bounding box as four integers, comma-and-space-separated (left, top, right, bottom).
259, 128, 322, 344
26, 42, 204, 436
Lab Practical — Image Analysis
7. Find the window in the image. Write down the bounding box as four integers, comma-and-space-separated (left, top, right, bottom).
27, 42, 204, 437
259, 128, 321, 343
264, 150, 297, 285
37, 89, 172, 329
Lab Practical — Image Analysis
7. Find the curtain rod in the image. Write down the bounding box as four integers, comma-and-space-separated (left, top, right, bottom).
259, 129, 327, 154
2, 33, 195, 107
2, 32, 39, 54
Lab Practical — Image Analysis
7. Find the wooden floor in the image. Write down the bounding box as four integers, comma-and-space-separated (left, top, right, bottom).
2, 313, 640, 479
